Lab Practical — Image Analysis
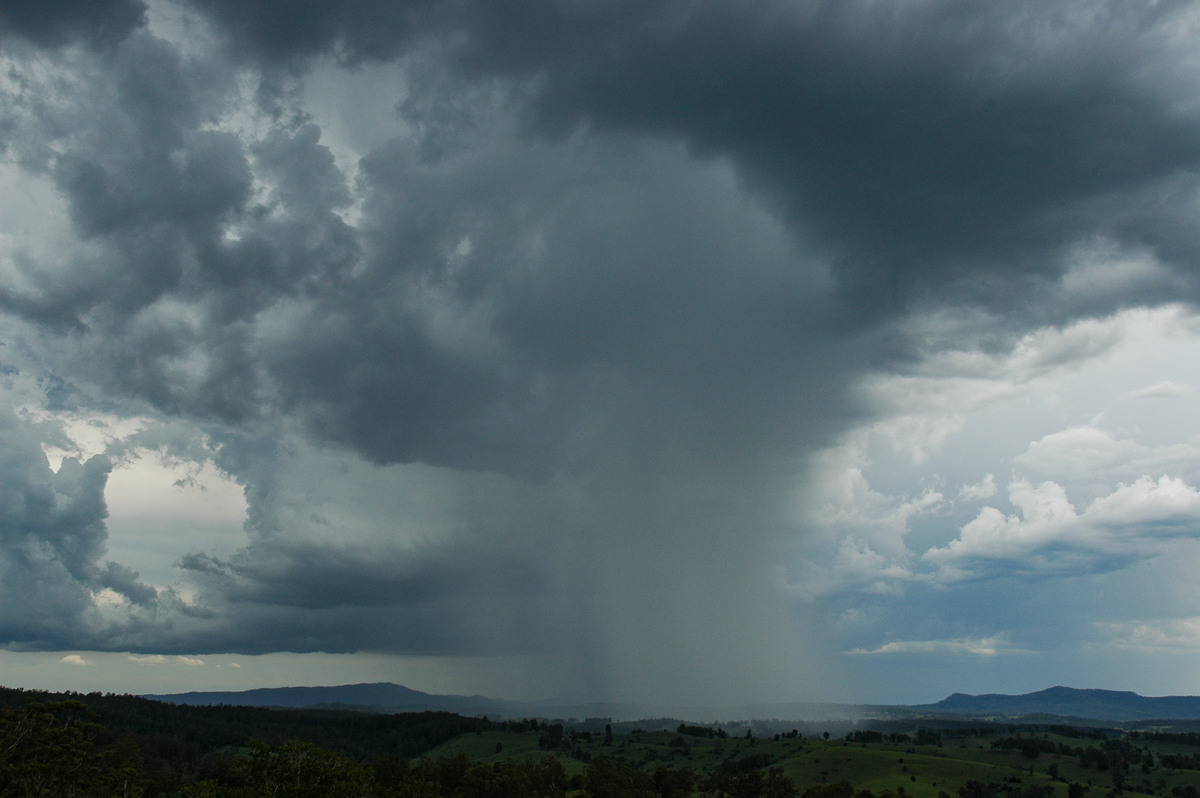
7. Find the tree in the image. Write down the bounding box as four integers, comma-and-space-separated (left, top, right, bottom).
219, 738, 374, 797
0, 700, 144, 797
958, 781, 998, 798
582, 756, 656, 798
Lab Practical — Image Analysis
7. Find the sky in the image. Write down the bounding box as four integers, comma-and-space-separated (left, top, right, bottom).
3, 1, 1200, 708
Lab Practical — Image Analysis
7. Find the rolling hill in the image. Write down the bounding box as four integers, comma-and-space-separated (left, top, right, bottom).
142, 682, 1200, 723
917, 685, 1200, 721
142, 681, 517, 713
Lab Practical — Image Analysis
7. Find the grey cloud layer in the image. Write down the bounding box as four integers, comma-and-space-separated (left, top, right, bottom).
0, 0, 145, 48
2, 1, 1200, 700
8, 2, 1200, 450
186, 0, 1200, 313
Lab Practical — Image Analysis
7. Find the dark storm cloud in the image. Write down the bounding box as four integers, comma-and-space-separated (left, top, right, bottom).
7, 0, 1200, 698
2, 33, 356, 420
183, 0, 1200, 319
9, 0, 1199, 465
0, 0, 145, 48
0, 30, 253, 331
165, 539, 547, 655
184, 0, 443, 65
454, 1, 1200, 318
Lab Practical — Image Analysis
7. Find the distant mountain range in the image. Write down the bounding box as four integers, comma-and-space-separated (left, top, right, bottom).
141, 683, 1200, 724
141, 682, 519, 714
141, 682, 867, 722
914, 685, 1200, 722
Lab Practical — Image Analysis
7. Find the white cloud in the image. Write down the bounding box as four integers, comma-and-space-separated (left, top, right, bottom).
844, 636, 1020, 657
897, 313, 1129, 384
60, 654, 90, 667
858, 307, 1200, 480
810, 539, 915, 598
790, 436, 940, 598
957, 473, 997, 501
128, 654, 205, 666
923, 475, 1200, 581
1008, 419, 1200, 511
802, 435, 944, 538
856, 313, 1139, 465
1087, 475, 1200, 527
788, 306, 1200, 702
128, 654, 169, 665
93, 588, 127, 607
1019, 423, 1129, 468
1095, 618, 1200, 652
1130, 380, 1192, 399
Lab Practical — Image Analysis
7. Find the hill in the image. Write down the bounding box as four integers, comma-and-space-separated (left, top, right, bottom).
142, 681, 516, 714
141, 682, 871, 723
142, 682, 1200, 724
918, 685, 1200, 721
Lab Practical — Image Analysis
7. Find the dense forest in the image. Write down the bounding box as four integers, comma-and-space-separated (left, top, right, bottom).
3, 686, 1200, 797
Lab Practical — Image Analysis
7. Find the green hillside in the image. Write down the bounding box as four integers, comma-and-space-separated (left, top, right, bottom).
425, 723, 1200, 798
3, 684, 1200, 796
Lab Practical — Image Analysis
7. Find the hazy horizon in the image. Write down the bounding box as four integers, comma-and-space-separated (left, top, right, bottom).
4, 1, 1200, 707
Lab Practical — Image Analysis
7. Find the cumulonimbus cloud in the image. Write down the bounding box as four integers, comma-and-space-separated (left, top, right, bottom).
4, 0, 1200, 703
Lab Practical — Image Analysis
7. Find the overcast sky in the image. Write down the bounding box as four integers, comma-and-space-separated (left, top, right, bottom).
4, 0, 1200, 707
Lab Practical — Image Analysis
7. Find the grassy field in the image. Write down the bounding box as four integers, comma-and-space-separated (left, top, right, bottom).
423, 724, 1200, 797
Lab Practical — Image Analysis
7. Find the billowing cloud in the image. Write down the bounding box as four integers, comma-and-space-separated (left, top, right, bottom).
0, 399, 162, 647
789, 304, 1200, 698
924, 475, 1200, 581
4, 0, 1200, 705
1015, 421, 1200, 506
957, 475, 998, 502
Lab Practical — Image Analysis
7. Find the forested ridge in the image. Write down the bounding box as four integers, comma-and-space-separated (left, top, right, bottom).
0, 686, 486, 760
0, 686, 488, 795
3, 686, 1200, 796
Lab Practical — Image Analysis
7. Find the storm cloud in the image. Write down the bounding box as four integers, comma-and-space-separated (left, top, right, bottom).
4, 1, 1200, 703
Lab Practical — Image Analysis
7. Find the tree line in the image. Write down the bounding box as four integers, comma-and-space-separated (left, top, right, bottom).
0, 699, 798, 797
